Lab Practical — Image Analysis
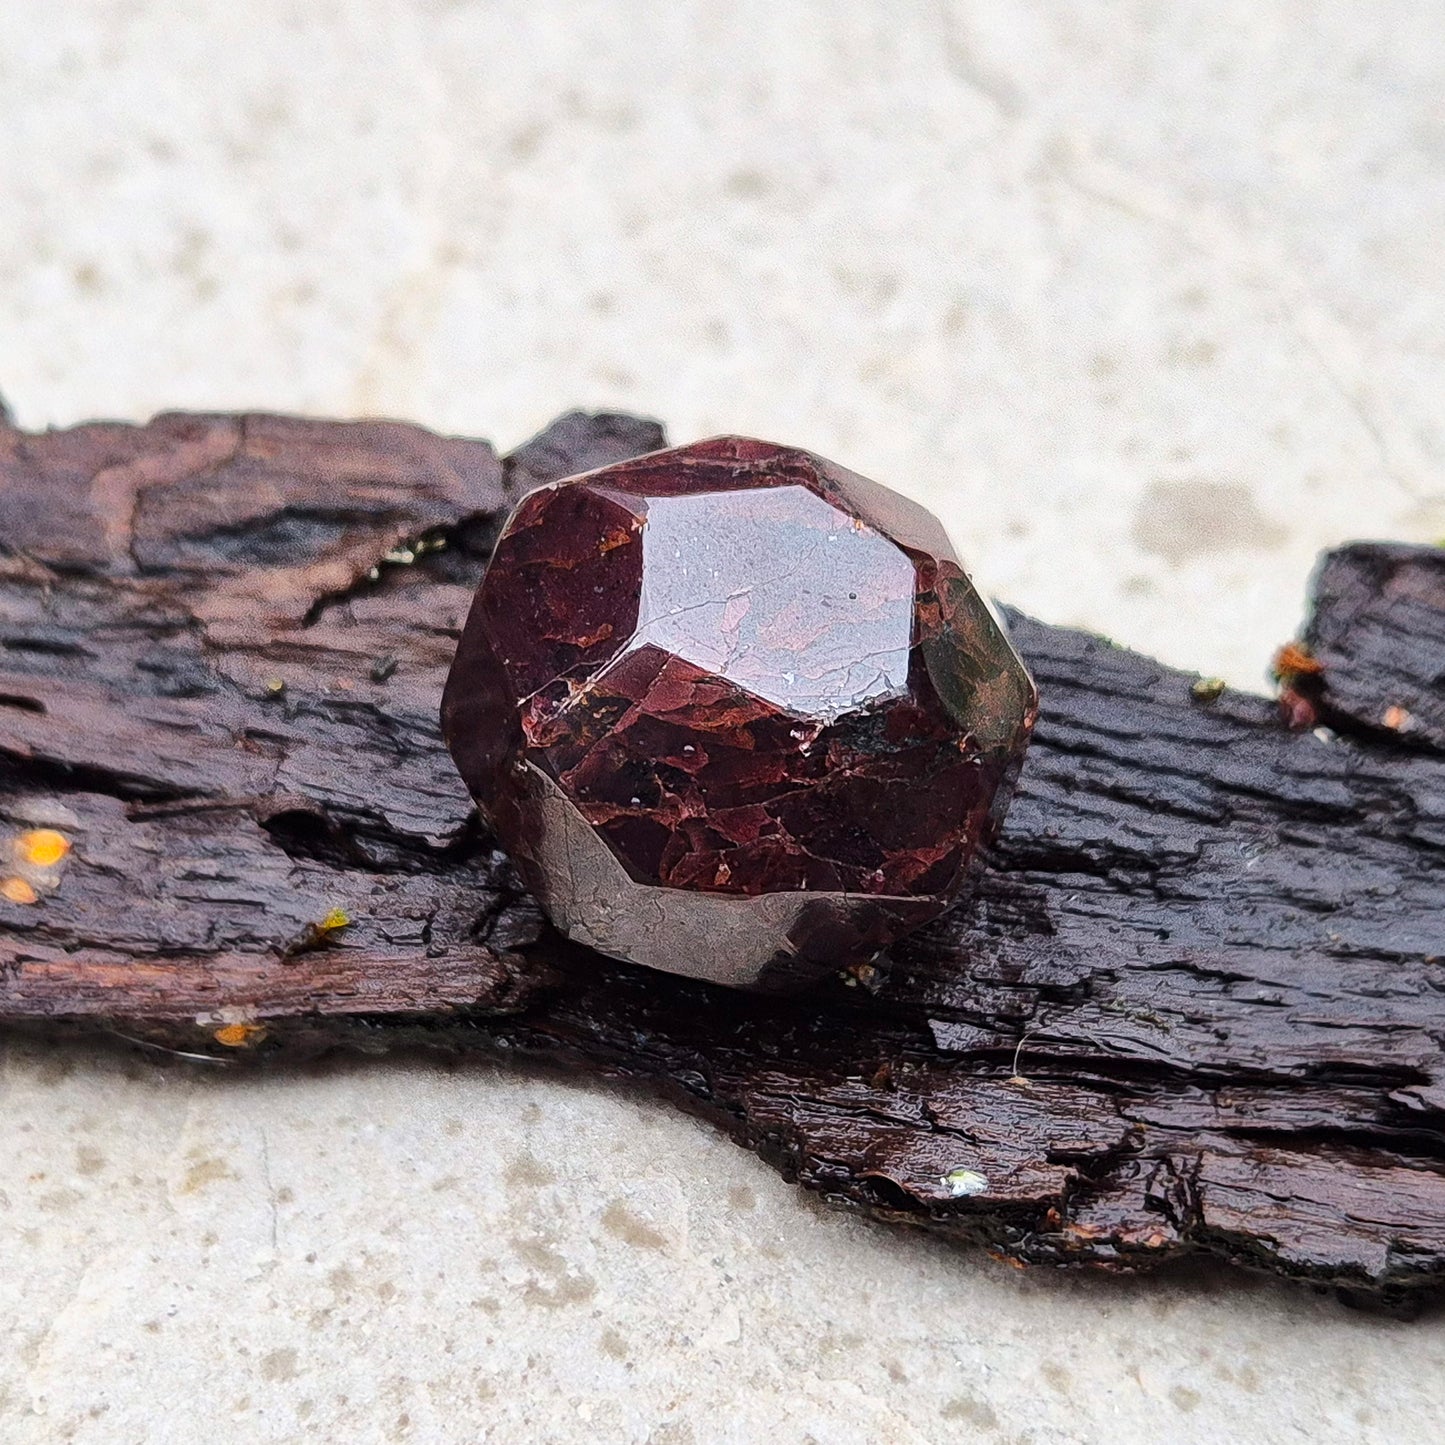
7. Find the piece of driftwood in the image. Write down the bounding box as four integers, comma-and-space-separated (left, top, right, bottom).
2, 409, 1443, 1309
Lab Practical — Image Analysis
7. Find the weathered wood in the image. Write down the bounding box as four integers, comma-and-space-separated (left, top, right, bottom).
2, 409, 1442, 1306
1302, 542, 1445, 752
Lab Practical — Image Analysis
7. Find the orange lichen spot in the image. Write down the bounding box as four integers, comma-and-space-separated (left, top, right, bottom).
18, 829, 70, 868
276, 906, 352, 962
1, 877, 38, 905
1271, 641, 1324, 680
1383, 705, 1413, 732
1274, 644, 1324, 731
213, 1021, 267, 1048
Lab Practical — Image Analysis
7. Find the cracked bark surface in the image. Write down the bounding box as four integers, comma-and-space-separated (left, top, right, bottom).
2, 409, 1442, 1307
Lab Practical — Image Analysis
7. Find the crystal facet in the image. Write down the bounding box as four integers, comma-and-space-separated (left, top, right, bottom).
442, 437, 1037, 989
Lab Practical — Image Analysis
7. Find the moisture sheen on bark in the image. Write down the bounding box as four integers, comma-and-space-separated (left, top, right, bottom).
1, 409, 1442, 1307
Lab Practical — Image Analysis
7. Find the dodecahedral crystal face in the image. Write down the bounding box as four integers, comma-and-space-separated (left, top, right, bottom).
442, 437, 1037, 990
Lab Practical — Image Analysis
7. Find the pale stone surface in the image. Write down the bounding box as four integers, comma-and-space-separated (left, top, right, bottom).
1, 3, 1443, 1441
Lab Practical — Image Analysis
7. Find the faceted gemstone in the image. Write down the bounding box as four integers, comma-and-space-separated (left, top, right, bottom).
442, 437, 1037, 990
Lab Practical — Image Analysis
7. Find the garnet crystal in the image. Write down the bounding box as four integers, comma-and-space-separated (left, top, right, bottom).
442, 437, 1037, 989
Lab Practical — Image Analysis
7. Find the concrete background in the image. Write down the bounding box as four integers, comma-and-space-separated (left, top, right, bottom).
2, 2, 1443, 1441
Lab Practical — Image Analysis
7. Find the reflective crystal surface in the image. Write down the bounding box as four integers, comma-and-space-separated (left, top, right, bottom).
442, 437, 1038, 989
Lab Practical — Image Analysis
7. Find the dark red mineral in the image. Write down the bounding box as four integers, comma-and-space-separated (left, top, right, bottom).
442, 437, 1037, 989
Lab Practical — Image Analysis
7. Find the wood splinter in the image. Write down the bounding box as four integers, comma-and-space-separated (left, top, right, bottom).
1, 407, 1442, 1310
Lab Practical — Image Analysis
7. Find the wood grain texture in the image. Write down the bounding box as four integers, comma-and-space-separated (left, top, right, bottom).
2, 409, 1442, 1306
1302, 542, 1445, 752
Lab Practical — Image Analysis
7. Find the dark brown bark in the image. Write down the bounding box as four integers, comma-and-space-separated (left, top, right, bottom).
1302, 542, 1445, 752
2, 409, 1442, 1307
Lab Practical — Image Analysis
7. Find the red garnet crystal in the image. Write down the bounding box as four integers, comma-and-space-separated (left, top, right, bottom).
442, 437, 1037, 990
